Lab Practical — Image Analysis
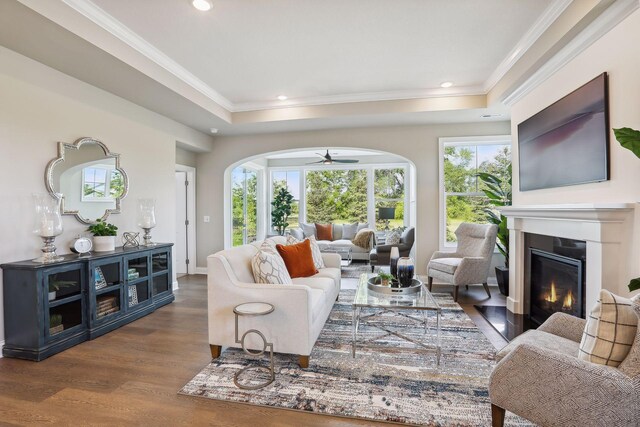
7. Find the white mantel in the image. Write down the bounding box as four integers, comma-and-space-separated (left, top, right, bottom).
501, 203, 635, 315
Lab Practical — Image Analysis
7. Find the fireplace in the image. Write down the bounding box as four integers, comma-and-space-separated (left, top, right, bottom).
529, 247, 585, 325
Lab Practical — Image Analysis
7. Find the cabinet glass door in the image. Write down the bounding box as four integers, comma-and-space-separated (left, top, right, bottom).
45, 266, 85, 340
126, 254, 151, 309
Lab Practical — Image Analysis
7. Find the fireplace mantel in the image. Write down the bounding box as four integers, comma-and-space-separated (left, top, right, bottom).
499, 203, 635, 315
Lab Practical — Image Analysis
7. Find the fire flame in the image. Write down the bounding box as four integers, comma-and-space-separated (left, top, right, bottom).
563, 290, 574, 310
545, 281, 558, 303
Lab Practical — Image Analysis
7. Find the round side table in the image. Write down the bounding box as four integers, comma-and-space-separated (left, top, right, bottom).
233, 302, 275, 390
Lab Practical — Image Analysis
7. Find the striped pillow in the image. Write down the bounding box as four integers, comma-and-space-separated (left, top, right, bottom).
578, 289, 638, 367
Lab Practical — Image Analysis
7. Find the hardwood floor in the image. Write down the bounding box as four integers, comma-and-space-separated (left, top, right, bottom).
0, 274, 506, 426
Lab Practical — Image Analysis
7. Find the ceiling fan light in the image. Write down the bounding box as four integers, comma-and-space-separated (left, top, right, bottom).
192, 0, 212, 11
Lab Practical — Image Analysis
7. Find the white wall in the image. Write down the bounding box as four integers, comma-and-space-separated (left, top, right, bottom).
511, 9, 640, 293
196, 121, 511, 270
0, 46, 213, 345
176, 147, 198, 168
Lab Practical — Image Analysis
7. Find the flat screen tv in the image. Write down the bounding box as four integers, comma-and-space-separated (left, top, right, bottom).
518, 72, 609, 191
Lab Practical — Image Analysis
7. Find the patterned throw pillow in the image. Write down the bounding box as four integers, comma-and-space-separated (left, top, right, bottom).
251, 241, 292, 285
578, 289, 638, 367
386, 230, 401, 246
286, 234, 325, 269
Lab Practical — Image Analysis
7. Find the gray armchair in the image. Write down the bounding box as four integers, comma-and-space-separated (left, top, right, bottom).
427, 223, 497, 302
489, 312, 640, 427
369, 227, 415, 272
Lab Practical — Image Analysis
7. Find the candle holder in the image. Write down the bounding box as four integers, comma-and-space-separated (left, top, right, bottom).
137, 198, 157, 246
33, 193, 64, 263
389, 246, 400, 278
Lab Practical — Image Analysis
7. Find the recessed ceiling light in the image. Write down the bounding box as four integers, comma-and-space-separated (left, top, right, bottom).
440, 82, 453, 88
192, 0, 212, 11
210, 128, 218, 134
277, 95, 288, 101
480, 114, 503, 119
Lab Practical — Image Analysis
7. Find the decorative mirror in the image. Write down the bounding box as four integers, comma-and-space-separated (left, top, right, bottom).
45, 137, 129, 224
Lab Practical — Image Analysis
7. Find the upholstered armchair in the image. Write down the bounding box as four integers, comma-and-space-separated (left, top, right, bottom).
369, 227, 415, 272
427, 222, 497, 302
489, 312, 640, 427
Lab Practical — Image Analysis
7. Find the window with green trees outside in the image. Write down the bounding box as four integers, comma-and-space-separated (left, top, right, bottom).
305, 169, 367, 224
231, 167, 258, 246
374, 168, 405, 230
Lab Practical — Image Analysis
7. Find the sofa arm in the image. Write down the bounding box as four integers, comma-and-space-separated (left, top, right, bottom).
321, 252, 342, 269
451, 256, 489, 285
490, 343, 637, 426
537, 312, 586, 343
376, 243, 410, 253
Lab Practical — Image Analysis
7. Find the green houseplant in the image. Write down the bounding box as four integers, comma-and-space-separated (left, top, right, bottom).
87, 219, 118, 252
49, 313, 63, 335
377, 271, 395, 286
271, 187, 294, 236
477, 164, 512, 296
613, 127, 640, 291
48, 280, 76, 301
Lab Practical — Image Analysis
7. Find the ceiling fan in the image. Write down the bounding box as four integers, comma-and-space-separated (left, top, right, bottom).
307, 150, 359, 165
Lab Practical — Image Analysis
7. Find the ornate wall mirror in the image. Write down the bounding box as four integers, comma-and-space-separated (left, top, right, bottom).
45, 137, 129, 224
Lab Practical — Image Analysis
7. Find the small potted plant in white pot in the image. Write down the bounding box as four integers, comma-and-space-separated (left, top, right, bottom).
377, 271, 394, 287
88, 219, 118, 252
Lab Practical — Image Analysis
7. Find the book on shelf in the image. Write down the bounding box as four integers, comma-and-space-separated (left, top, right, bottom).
97, 306, 119, 317
128, 271, 140, 280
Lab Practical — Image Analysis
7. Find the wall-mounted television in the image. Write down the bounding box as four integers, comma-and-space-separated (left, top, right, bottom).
518, 73, 609, 191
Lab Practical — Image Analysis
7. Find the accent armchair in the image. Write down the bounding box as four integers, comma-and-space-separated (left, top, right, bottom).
427, 222, 497, 302
489, 312, 640, 427
369, 227, 415, 272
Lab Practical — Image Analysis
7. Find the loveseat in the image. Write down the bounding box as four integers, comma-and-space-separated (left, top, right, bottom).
289, 223, 375, 261
207, 236, 342, 368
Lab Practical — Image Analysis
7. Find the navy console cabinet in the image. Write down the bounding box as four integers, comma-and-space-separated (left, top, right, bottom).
1, 243, 173, 361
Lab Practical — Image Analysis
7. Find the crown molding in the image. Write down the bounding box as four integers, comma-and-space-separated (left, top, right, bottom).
483, 0, 573, 93
232, 85, 487, 112
61, 0, 234, 111
502, 0, 640, 106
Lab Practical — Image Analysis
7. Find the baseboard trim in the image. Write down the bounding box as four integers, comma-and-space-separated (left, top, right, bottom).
195, 267, 208, 275
0, 340, 4, 358
172, 280, 179, 291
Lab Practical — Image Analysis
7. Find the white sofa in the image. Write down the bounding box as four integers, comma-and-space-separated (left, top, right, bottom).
207, 236, 341, 368
289, 223, 375, 261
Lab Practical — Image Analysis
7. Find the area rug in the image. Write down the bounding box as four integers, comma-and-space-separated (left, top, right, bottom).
341, 261, 372, 278
179, 290, 532, 426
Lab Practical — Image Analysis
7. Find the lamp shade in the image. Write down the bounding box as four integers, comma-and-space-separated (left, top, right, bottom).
378, 207, 396, 220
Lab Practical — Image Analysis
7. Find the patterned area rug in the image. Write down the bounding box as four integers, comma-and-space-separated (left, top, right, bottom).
341, 262, 372, 278
179, 290, 532, 426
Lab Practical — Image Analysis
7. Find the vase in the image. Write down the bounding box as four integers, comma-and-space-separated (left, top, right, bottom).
495, 266, 509, 296
397, 257, 415, 288
33, 193, 64, 263
389, 246, 400, 278
93, 236, 116, 252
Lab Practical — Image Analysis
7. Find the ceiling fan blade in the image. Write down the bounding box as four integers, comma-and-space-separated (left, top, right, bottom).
306, 160, 325, 165
332, 159, 359, 163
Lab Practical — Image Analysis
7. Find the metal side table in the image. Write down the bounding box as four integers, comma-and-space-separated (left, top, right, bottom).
233, 302, 275, 390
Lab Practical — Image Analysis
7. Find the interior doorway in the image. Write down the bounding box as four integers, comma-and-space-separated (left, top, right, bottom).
175, 165, 196, 276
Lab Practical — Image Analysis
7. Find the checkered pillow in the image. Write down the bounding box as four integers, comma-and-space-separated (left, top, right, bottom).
578, 289, 638, 367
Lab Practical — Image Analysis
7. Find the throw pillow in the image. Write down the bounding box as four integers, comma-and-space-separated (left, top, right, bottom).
300, 223, 316, 238
251, 241, 292, 285
315, 223, 333, 241
286, 234, 325, 269
342, 222, 359, 240
276, 239, 318, 278
357, 222, 369, 232
386, 230, 401, 246
352, 228, 374, 250
618, 294, 640, 378
578, 289, 638, 367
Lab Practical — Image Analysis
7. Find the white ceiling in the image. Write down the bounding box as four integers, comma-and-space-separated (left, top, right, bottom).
90, 0, 552, 109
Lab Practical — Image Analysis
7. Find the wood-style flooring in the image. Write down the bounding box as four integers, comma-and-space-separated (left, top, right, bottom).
0, 274, 506, 426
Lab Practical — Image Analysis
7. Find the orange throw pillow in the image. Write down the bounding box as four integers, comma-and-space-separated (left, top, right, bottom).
315, 223, 333, 241
276, 239, 318, 278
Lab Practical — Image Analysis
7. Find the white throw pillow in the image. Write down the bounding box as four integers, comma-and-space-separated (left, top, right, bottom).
300, 223, 316, 238
342, 222, 359, 240
286, 234, 325, 269
251, 241, 292, 285
357, 222, 369, 232
578, 289, 638, 367
386, 230, 401, 246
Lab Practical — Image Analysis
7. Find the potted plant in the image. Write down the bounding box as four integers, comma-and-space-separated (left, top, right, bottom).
48, 279, 76, 301
613, 127, 640, 291
88, 219, 118, 252
271, 187, 294, 236
377, 271, 394, 287
477, 164, 512, 296
49, 313, 63, 335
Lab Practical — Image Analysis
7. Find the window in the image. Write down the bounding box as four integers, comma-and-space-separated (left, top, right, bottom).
305, 169, 368, 224
374, 168, 405, 230
82, 167, 124, 201
231, 167, 258, 246
440, 136, 511, 247
271, 170, 300, 228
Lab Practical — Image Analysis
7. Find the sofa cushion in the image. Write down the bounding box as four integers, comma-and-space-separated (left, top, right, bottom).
341, 222, 358, 240
300, 223, 316, 238
287, 234, 325, 269
251, 242, 292, 285
312, 268, 341, 288
428, 257, 461, 275
293, 277, 336, 297
357, 222, 369, 231
315, 223, 333, 241
496, 329, 581, 362
579, 289, 638, 367
277, 239, 318, 278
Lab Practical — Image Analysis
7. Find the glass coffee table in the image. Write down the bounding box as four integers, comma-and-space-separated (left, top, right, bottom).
352, 273, 442, 365
321, 246, 352, 267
